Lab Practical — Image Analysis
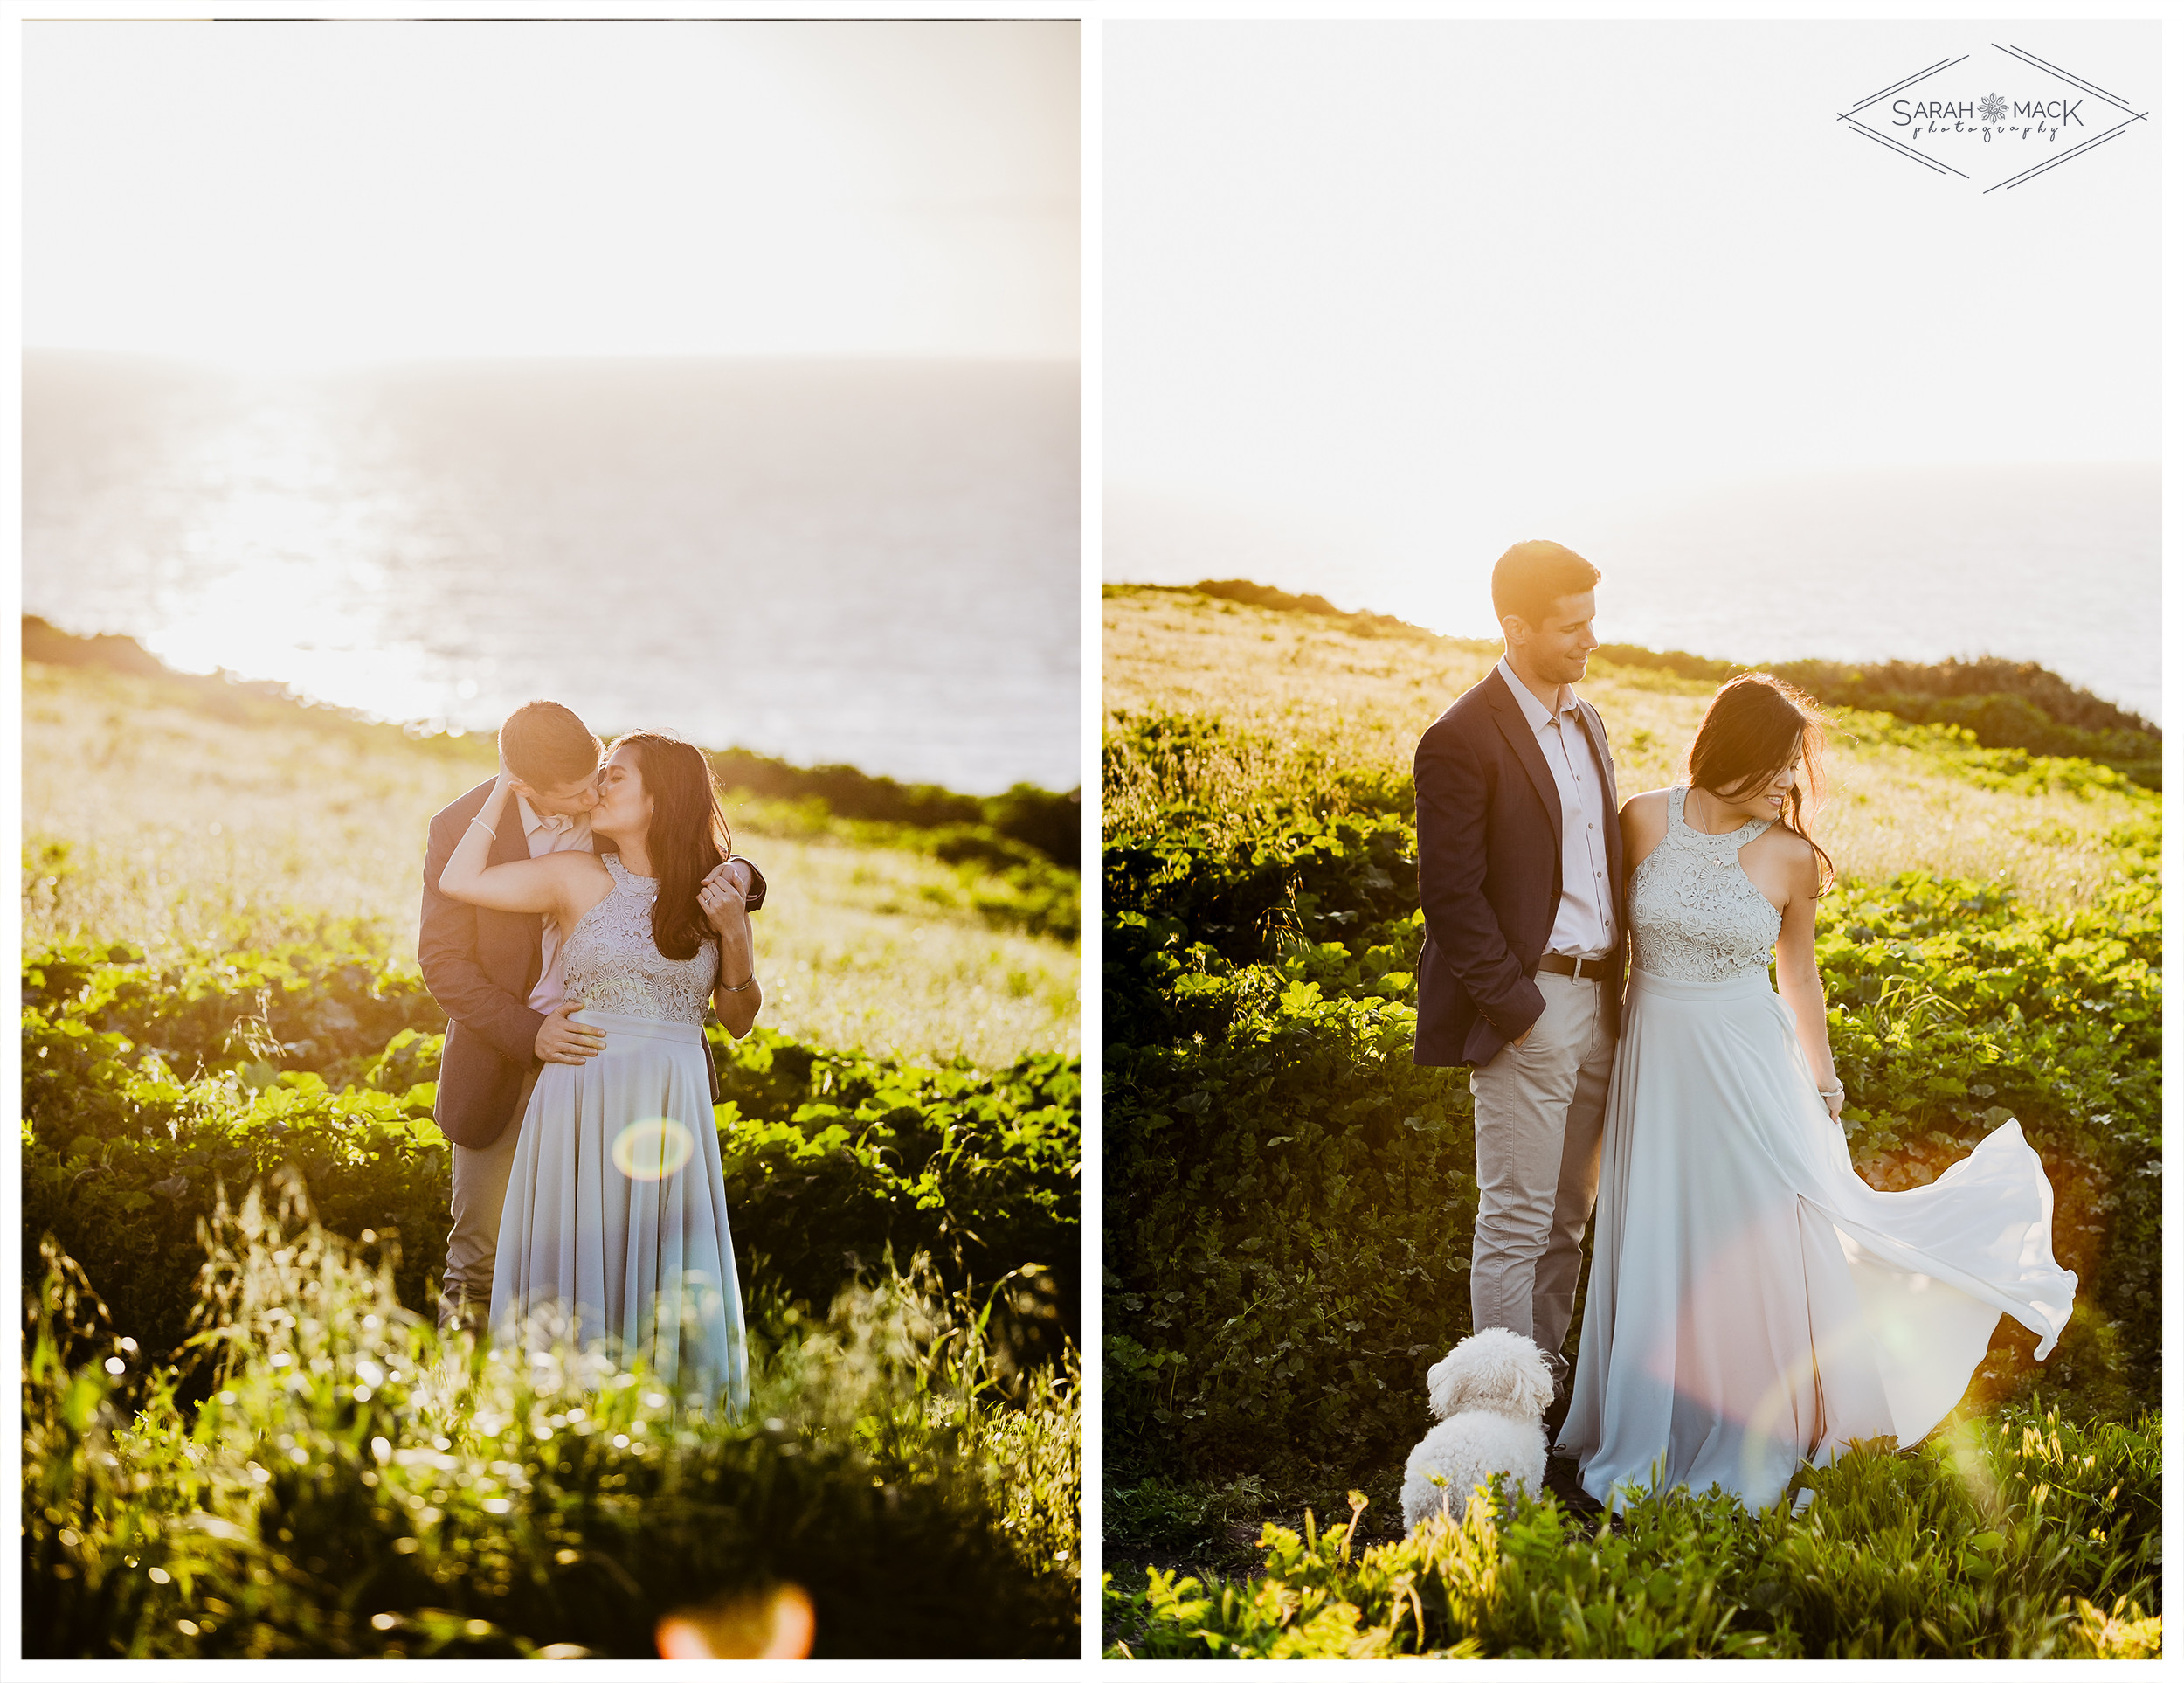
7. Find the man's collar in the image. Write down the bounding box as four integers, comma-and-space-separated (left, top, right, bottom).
1496, 655, 1577, 730
514, 793, 586, 838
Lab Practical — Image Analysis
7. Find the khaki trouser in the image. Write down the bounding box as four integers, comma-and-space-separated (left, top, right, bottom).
1466, 970, 1612, 1398
437, 1064, 540, 1336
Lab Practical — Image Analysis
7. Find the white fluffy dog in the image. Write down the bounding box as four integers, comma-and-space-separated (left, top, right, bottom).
1400, 1328, 1558, 1532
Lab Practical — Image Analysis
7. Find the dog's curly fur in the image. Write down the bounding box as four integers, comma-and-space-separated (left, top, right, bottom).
1400, 1327, 1558, 1532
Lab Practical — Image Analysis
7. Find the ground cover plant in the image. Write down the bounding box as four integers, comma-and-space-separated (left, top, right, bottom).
23, 626, 1083, 1656
1101, 585, 2160, 1658
1106, 1408, 2160, 1659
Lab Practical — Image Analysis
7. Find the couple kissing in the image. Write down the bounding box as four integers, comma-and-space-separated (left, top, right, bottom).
418, 701, 765, 1410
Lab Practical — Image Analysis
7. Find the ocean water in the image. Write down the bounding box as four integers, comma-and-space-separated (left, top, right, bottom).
1580, 464, 2161, 728
24, 351, 1080, 793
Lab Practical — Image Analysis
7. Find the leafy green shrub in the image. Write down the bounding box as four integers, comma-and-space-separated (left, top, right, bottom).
712, 1034, 1082, 1370
24, 945, 1082, 1378
24, 932, 443, 1085
1816, 869, 2160, 1414
1105, 937, 1471, 1475
1108, 1474, 1275, 1563
1105, 1406, 2160, 1659
22, 1060, 450, 1384
24, 1185, 1078, 1659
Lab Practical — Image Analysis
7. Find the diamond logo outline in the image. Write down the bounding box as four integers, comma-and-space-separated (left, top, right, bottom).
1836, 43, 2150, 192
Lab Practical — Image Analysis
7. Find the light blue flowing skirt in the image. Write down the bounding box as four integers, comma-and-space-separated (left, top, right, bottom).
1558, 966, 2075, 1511
489, 1007, 747, 1412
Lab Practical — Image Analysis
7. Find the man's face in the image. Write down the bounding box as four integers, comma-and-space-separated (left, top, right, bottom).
517, 769, 604, 819
1506, 590, 1599, 689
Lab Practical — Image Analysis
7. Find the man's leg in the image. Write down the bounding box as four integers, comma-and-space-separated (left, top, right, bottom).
1467, 973, 1589, 1381
437, 1066, 538, 1337
1532, 980, 1612, 1399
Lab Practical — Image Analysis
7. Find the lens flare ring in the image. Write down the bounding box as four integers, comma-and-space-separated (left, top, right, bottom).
612, 1118, 695, 1181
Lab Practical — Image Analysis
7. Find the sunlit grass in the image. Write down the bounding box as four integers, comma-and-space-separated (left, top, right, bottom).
1102, 585, 2151, 910
23, 662, 487, 952
24, 661, 1077, 1067
748, 839, 1079, 1065
24, 1180, 1080, 1659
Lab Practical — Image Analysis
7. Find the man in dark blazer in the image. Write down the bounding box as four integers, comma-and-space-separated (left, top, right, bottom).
419, 700, 766, 1333
1413, 540, 1623, 1418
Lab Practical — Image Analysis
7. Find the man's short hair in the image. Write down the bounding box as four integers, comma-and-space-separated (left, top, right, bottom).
500, 701, 602, 790
1490, 540, 1601, 630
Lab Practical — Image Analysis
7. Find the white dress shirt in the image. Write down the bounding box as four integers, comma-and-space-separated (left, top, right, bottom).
516, 795, 596, 1013
1496, 657, 1616, 959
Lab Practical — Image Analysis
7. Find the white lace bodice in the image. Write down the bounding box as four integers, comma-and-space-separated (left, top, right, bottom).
562, 854, 719, 1023
1628, 787, 1782, 983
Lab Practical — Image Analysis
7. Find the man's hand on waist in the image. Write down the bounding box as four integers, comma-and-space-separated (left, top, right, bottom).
535, 1000, 606, 1065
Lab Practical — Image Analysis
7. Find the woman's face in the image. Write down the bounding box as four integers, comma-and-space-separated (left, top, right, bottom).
1712, 755, 1799, 824
591, 745, 654, 838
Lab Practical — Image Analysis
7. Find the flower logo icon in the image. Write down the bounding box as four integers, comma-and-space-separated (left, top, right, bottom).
1978, 93, 2009, 124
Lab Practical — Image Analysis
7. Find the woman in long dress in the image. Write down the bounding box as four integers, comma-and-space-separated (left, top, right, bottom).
1557, 675, 2076, 1511
438, 730, 761, 1411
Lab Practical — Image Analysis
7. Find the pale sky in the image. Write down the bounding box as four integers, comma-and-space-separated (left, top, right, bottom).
24, 19, 1079, 369
1105, 20, 2160, 636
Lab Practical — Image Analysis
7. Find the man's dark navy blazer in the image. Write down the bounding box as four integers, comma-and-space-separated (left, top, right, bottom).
418, 777, 766, 1150
1413, 668, 1625, 1069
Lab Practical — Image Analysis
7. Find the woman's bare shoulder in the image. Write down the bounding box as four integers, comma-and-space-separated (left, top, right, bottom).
1751, 821, 1823, 897
1752, 821, 1817, 862
1620, 786, 1675, 820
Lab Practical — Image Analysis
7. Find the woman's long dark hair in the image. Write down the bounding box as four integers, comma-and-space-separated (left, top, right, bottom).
612, 730, 734, 961
1685, 674, 1835, 892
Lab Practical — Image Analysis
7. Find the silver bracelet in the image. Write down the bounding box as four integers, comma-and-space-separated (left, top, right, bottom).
467, 815, 496, 839
722, 973, 757, 994
1817, 1083, 1844, 1099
